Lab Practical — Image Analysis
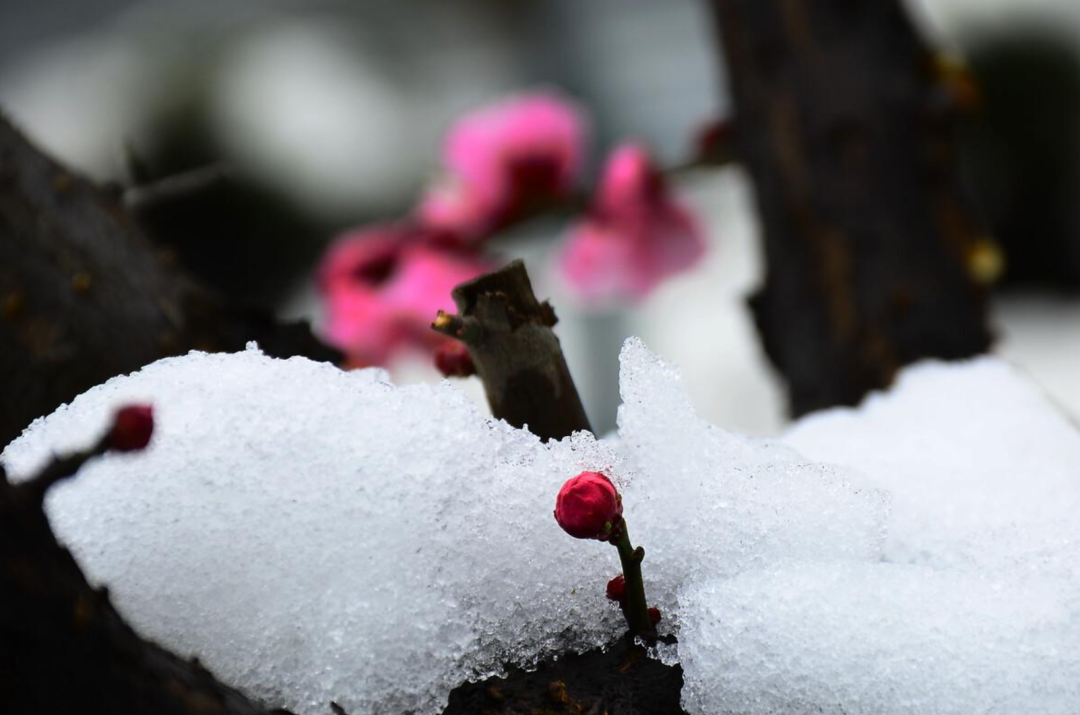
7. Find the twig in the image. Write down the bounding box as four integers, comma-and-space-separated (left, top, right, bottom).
433, 260, 591, 442
122, 163, 231, 216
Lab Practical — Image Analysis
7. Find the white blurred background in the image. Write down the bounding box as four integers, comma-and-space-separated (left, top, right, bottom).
3, 0, 1080, 434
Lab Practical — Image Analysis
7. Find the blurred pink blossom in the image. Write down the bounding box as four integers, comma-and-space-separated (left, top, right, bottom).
414, 177, 497, 249
319, 225, 491, 366
560, 143, 706, 303
440, 91, 586, 226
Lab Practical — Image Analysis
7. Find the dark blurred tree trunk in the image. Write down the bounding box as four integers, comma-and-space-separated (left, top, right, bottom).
0, 115, 338, 449
709, 0, 994, 416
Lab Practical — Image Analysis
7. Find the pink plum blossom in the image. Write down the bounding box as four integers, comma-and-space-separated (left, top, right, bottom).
318, 225, 491, 366
414, 176, 498, 249
559, 143, 706, 303
439, 91, 586, 227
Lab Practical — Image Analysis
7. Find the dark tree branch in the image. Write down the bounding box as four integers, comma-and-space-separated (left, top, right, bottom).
433, 260, 591, 442
0, 114, 339, 449
710, 0, 994, 416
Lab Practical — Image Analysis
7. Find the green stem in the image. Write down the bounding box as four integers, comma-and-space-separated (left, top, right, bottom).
611, 521, 655, 640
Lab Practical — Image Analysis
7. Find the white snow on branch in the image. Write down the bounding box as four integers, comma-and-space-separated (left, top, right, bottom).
4, 341, 1079, 714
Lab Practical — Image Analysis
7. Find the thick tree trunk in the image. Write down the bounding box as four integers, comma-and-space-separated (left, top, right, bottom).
710, 0, 994, 415
0, 115, 338, 449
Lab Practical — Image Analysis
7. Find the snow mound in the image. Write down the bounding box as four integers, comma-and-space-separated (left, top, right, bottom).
616, 338, 889, 623
1, 341, 881, 714
9, 343, 1076, 715
676, 357, 1080, 715
786, 358, 1080, 569
679, 562, 1080, 715
2, 345, 625, 714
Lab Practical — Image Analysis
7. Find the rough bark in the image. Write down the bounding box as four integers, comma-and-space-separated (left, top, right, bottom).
443, 635, 684, 715
0, 461, 287, 715
433, 260, 591, 442
710, 0, 994, 415
0, 114, 338, 449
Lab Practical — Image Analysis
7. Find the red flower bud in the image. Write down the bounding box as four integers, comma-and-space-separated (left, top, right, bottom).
108, 404, 154, 452
434, 340, 476, 378
554, 471, 622, 540
606, 574, 626, 603
648, 607, 662, 627
695, 118, 734, 163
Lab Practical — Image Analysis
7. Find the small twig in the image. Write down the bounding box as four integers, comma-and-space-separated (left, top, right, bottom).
122, 163, 231, 216
432, 260, 591, 442
16, 446, 100, 502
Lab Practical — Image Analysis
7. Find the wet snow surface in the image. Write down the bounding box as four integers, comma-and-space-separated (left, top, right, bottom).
4, 341, 1079, 714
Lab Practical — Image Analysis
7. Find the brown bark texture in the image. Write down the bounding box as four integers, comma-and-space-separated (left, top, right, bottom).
434, 259, 592, 442
711, 0, 994, 416
0, 114, 338, 449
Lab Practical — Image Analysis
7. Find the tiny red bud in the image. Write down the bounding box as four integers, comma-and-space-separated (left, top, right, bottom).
434, 340, 476, 378
695, 118, 734, 162
648, 607, 662, 627
554, 471, 623, 540
606, 574, 626, 603
108, 404, 154, 452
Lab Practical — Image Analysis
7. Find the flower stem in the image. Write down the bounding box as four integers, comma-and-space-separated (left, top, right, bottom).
611, 521, 655, 640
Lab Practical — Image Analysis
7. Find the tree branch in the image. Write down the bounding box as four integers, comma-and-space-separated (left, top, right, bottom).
0, 113, 339, 449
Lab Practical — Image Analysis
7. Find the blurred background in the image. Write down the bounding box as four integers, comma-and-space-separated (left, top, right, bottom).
4, 0, 1080, 434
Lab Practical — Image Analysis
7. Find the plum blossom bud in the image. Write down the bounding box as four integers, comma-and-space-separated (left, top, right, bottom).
606, 574, 626, 603
108, 405, 154, 452
554, 471, 623, 541
695, 117, 735, 164
648, 607, 662, 627
559, 143, 706, 303
434, 340, 476, 378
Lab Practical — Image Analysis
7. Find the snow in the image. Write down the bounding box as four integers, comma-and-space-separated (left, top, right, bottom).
616, 338, 889, 622
679, 562, 1080, 715
786, 358, 1080, 570
676, 357, 1080, 715
2, 345, 625, 714
5, 341, 1080, 714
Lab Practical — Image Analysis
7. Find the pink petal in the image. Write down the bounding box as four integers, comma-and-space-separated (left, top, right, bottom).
318, 225, 492, 365
595, 143, 665, 213
559, 143, 707, 304
414, 177, 499, 248
442, 91, 587, 217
